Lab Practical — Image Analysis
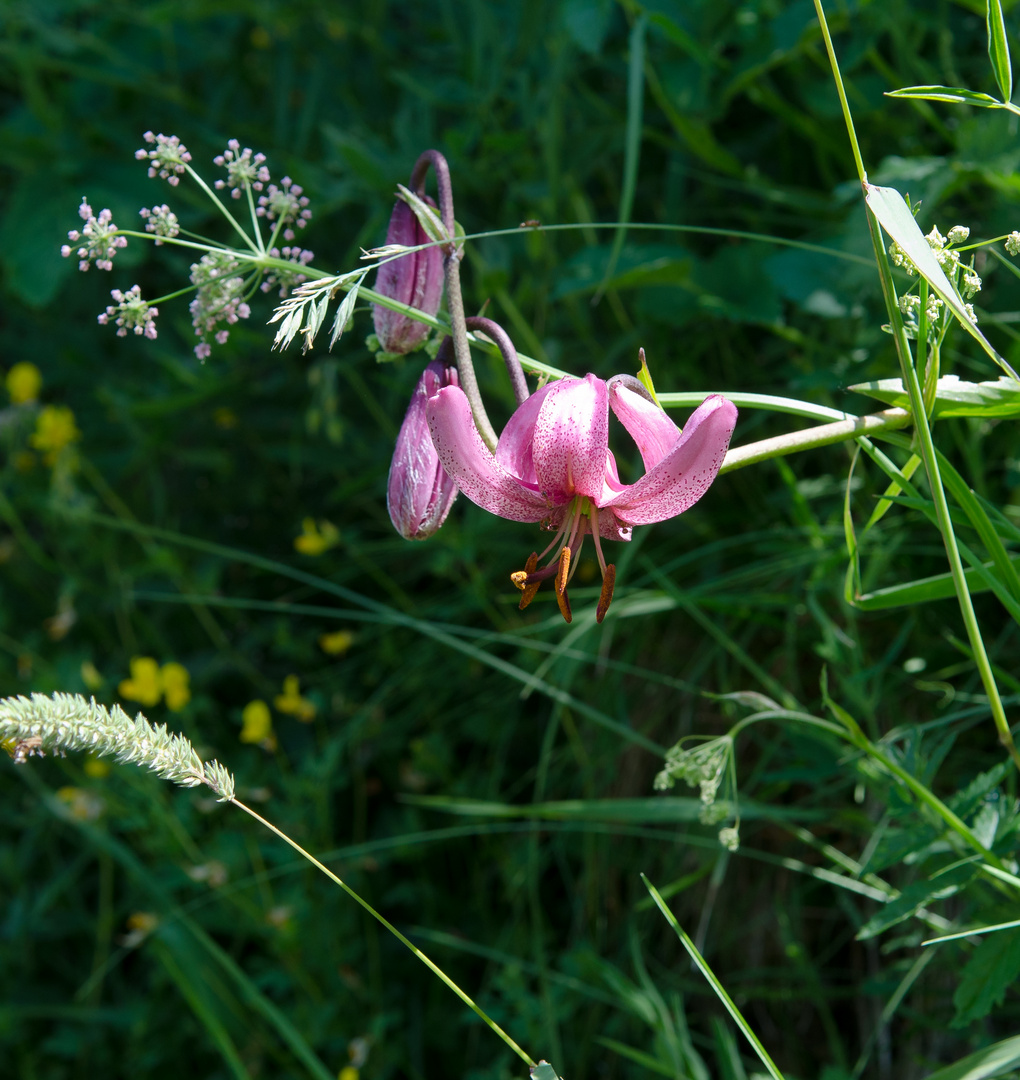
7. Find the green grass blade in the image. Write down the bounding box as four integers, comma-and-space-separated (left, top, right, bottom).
641, 876, 785, 1080
886, 85, 1003, 107
919, 1035, 1020, 1080
595, 13, 648, 300
988, 0, 1013, 104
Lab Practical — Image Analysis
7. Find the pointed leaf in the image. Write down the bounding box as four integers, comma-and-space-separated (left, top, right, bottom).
988, 0, 1013, 104
396, 184, 449, 246
328, 272, 366, 350
864, 185, 1018, 378
886, 85, 1003, 107
921, 1035, 1020, 1080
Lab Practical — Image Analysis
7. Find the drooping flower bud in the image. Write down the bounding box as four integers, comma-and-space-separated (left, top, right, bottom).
388, 360, 459, 539
372, 196, 444, 354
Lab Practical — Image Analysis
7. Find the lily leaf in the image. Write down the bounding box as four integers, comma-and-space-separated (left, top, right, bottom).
863, 183, 1019, 380
849, 376, 1020, 418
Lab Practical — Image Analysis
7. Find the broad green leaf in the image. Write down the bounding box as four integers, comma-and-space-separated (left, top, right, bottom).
850, 376, 1020, 417
921, 1035, 1020, 1080
952, 929, 1020, 1026
886, 85, 1003, 107
863, 184, 1018, 379
987, 0, 1013, 104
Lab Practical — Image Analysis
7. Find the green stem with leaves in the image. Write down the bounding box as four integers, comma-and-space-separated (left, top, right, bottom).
814, 0, 1020, 772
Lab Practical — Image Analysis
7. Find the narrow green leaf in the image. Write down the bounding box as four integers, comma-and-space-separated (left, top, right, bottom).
920, 1035, 1020, 1080
885, 85, 1003, 107
863, 184, 1019, 380
594, 12, 647, 299
396, 183, 450, 245
641, 876, 786, 1080
988, 0, 1013, 104
596, 1037, 676, 1078
328, 272, 366, 350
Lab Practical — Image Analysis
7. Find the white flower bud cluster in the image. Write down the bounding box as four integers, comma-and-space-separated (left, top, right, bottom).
257, 177, 312, 241
135, 131, 191, 186
260, 246, 315, 298
888, 241, 916, 276
61, 199, 127, 271
214, 139, 271, 199
139, 204, 180, 245
654, 737, 730, 806
1006, 232, 1020, 257
189, 251, 252, 359
98, 284, 159, 339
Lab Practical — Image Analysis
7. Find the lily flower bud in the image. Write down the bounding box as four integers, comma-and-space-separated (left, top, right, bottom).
388, 360, 459, 539
373, 197, 444, 354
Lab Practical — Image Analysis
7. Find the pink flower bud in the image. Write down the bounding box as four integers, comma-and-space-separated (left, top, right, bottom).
387, 360, 459, 539
373, 197, 444, 354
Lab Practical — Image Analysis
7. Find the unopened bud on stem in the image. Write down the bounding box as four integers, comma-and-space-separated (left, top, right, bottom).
388, 360, 459, 539
372, 197, 444, 354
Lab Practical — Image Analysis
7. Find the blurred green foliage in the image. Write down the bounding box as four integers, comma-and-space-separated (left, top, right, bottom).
5, 0, 1020, 1078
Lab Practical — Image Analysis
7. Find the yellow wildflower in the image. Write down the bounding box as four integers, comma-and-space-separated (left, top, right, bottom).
161, 662, 191, 711
294, 517, 339, 556
80, 660, 103, 690
213, 406, 238, 428
118, 656, 163, 707
319, 629, 355, 656
240, 699, 273, 744
122, 912, 159, 947
274, 674, 316, 722
30, 405, 80, 465
6, 362, 42, 404
84, 757, 111, 778
339, 1069, 359, 1080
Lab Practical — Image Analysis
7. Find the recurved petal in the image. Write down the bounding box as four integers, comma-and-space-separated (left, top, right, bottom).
602, 394, 736, 525
607, 375, 681, 472
495, 381, 555, 488
426, 385, 552, 522
531, 374, 609, 501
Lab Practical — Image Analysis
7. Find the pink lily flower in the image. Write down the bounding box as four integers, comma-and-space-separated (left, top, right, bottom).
426, 371, 737, 622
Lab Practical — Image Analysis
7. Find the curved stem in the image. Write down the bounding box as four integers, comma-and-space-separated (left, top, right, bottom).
408, 149, 498, 449
465, 316, 529, 405
719, 409, 910, 475
230, 798, 537, 1067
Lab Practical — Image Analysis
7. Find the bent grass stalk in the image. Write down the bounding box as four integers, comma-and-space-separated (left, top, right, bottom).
0, 693, 538, 1070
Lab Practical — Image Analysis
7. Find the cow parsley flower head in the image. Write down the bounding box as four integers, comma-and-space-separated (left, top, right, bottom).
139, 204, 180, 245
98, 285, 159, 339
61, 199, 127, 271
257, 177, 312, 241
260, 246, 315, 297
214, 139, 270, 199
1006, 232, 1020, 257
135, 132, 191, 186
189, 251, 251, 358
